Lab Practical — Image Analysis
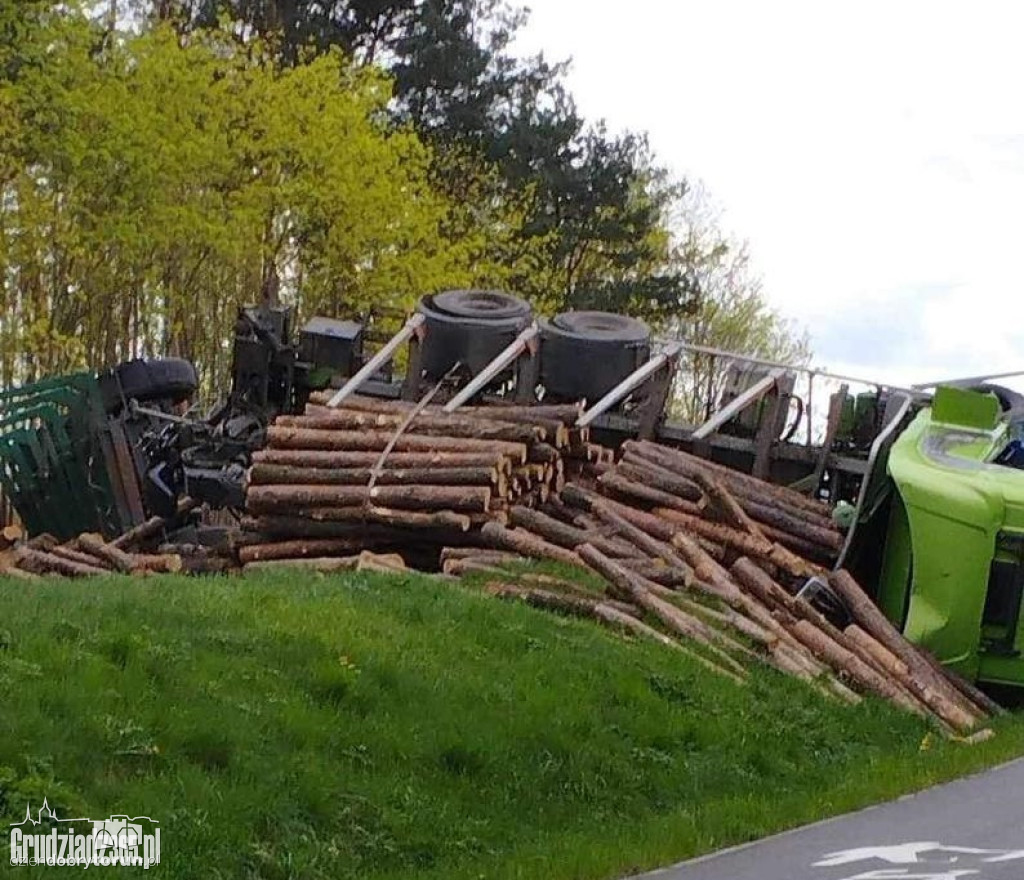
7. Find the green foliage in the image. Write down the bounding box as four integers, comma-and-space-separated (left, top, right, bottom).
0, 9, 487, 386
668, 183, 811, 422
153, 0, 699, 319
0, 572, 1021, 879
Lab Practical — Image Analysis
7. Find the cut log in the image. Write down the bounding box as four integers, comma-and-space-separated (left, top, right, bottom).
51, 544, 116, 571
598, 472, 705, 515
0, 523, 24, 550
440, 547, 529, 565
132, 553, 184, 574
14, 547, 107, 577
248, 464, 499, 488
690, 469, 767, 541
478, 521, 583, 567
828, 569, 987, 719
738, 496, 843, 552
576, 544, 748, 678
110, 516, 168, 551
242, 556, 361, 573
278, 409, 544, 444
844, 624, 976, 733
355, 551, 408, 573
252, 448, 510, 472
508, 506, 638, 558
0, 564, 42, 581
238, 538, 377, 565
79, 533, 139, 573
265, 426, 528, 463
615, 459, 704, 504
588, 502, 693, 579
789, 619, 929, 718
626, 440, 833, 524
247, 484, 491, 514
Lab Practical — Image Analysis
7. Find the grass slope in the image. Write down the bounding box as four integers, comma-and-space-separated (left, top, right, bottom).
0, 572, 1022, 879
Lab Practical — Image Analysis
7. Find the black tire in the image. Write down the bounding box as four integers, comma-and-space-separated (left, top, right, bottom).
551, 310, 650, 342
100, 357, 199, 414
967, 383, 1024, 412
432, 289, 532, 320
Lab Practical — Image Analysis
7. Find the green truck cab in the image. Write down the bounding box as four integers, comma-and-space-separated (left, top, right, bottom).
856, 386, 1024, 687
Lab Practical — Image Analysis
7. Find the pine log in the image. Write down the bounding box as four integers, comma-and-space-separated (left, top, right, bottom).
0, 564, 41, 581
248, 464, 499, 488
79, 533, 139, 573
0, 523, 24, 550
655, 507, 823, 579
626, 441, 834, 525
844, 623, 976, 733
478, 521, 583, 567
242, 555, 361, 573
51, 544, 116, 571
789, 619, 930, 718
355, 551, 408, 573
250, 509, 472, 534
759, 523, 840, 563
265, 426, 528, 463
239, 538, 380, 564
484, 582, 742, 682
576, 544, 748, 678
828, 569, 987, 718
133, 553, 184, 574
27, 533, 59, 551
14, 547, 107, 577
615, 459, 704, 504
110, 516, 168, 551
597, 471, 705, 515
246, 484, 491, 514
508, 506, 639, 558
589, 503, 693, 579
279, 409, 544, 444
738, 496, 843, 552
690, 469, 767, 541
440, 547, 529, 564
252, 448, 510, 472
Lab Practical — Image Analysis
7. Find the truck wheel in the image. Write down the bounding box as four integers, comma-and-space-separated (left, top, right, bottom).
968, 383, 1024, 412
432, 289, 532, 320
99, 357, 199, 414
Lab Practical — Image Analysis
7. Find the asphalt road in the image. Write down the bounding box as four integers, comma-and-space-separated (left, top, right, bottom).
629, 758, 1024, 880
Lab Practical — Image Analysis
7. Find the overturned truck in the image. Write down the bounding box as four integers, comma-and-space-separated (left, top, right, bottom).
3, 289, 1024, 691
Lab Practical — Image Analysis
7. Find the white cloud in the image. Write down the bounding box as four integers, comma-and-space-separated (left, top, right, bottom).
515, 0, 1024, 387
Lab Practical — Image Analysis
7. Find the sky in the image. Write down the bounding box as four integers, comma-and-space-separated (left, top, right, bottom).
515, 1, 1024, 390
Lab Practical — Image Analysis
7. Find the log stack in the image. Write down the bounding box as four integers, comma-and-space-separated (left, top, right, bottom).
238, 394, 596, 569
452, 441, 999, 737
0, 391, 1003, 736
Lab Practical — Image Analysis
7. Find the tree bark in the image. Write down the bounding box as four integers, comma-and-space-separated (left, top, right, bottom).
598, 471, 705, 514
265, 426, 528, 463
247, 484, 491, 514
79, 532, 139, 573
252, 448, 510, 471
508, 506, 638, 558
238, 538, 370, 564
828, 569, 989, 719
478, 521, 583, 567
278, 409, 544, 444
249, 464, 499, 488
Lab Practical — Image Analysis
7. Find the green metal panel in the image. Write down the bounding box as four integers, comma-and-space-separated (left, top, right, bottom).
0, 374, 126, 539
882, 388, 1024, 685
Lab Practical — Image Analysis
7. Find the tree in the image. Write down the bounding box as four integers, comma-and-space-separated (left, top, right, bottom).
667, 183, 810, 423
147, 0, 696, 319
0, 10, 491, 387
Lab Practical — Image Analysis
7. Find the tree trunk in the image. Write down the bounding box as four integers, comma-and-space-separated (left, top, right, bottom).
249, 464, 499, 488
265, 426, 528, 463
478, 521, 583, 567
246, 484, 491, 514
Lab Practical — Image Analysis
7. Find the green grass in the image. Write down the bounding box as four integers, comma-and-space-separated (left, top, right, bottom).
0, 572, 1023, 879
